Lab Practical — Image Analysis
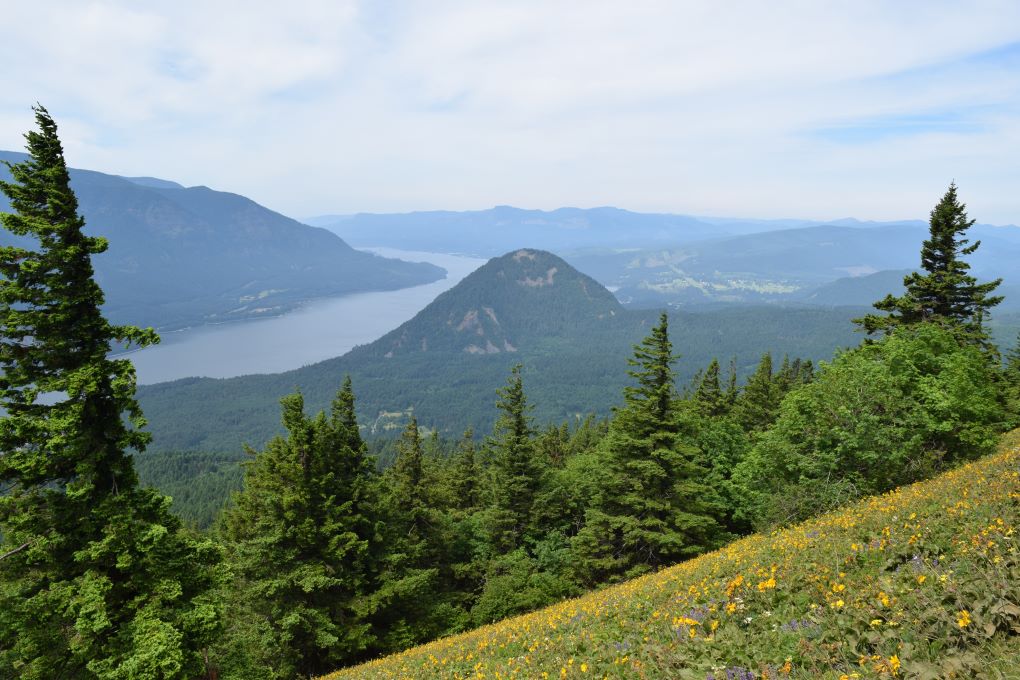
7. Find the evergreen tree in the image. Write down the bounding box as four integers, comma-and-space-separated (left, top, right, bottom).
1006, 332, 1020, 380
448, 429, 481, 511
332, 375, 365, 452
725, 357, 739, 407
572, 313, 726, 584
1005, 332, 1020, 424
0, 106, 220, 678
372, 416, 455, 651
484, 365, 539, 553
856, 183, 1002, 339
732, 352, 780, 433
218, 390, 377, 678
692, 358, 727, 416
388, 416, 429, 538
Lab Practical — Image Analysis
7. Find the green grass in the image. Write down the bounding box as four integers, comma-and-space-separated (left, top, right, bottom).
323, 431, 1020, 679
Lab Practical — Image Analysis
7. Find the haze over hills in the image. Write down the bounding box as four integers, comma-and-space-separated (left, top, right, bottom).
306, 206, 749, 255
137, 249, 868, 453
306, 205, 1019, 311
563, 223, 1020, 309
0, 150, 445, 330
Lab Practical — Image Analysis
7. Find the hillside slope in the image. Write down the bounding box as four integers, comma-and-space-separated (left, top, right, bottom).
325, 432, 1020, 679
0, 150, 444, 329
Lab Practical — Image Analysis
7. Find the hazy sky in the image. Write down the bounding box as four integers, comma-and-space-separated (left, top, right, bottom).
2, 1, 1019, 224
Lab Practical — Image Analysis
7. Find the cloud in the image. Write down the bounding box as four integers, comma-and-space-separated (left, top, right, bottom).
2, 1, 1020, 223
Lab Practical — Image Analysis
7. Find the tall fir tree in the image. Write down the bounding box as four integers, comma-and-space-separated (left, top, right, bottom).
692, 358, 727, 417
448, 429, 481, 512
725, 357, 739, 408
856, 182, 1002, 339
387, 416, 429, 539
373, 415, 454, 650
0, 106, 220, 678
484, 364, 540, 553
332, 375, 365, 452
572, 313, 727, 585
732, 352, 780, 433
218, 389, 377, 678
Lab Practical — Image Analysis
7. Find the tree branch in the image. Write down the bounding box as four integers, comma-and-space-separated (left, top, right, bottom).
0, 541, 33, 561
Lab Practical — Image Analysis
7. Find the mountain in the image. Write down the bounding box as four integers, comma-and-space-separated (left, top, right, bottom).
0, 150, 444, 330
564, 223, 1020, 308
362, 248, 623, 358
794, 269, 911, 306
309, 206, 730, 255
136, 249, 867, 453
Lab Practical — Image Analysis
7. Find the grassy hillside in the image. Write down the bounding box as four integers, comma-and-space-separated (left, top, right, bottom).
324, 431, 1020, 679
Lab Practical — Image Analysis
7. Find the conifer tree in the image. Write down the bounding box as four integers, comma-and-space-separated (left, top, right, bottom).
725, 357, 739, 407
219, 390, 377, 678
572, 313, 726, 584
733, 352, 780, 433
856, 183, 1002, 339
1005, 332, 1020, 423
332, 375, 365, 451
485, 365, 539, 553
0, 106, 220, 678
373, 416, 450, 650
449, 429, 481, 511
693, 358, 727, 416
388, 416, 428, 538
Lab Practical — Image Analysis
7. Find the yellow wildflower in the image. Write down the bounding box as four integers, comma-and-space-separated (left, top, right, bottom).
957, 610, 971, 628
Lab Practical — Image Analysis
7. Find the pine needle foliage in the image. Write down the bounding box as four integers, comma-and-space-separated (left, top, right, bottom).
0, 106, 220, 679
572, 313, 727, 585
856, 182, 1002, 340
218, 389, 377, 678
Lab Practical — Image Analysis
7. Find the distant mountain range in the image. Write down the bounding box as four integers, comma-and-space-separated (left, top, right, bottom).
304, 207, 751, 255
306, 206, 1020, 312
0, 151, 444, 330
137, 249, 872, 453
562, 223, 1020, 311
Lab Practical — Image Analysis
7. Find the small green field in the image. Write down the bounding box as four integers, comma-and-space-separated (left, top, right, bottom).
324, 431, 1020, 679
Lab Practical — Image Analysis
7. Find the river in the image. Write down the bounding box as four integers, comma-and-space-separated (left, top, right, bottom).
124, 249, 487, 384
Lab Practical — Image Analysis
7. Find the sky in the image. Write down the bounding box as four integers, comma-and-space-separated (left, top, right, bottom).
2, 1, 1020, 224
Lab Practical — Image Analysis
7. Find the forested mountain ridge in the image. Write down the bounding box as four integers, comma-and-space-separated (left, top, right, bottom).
0, 150, 444, 330
136, 249, 867, 452
362, 249, 622, 358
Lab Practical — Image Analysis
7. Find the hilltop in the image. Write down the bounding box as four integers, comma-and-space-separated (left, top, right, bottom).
0, 150, 444, 330
361, 248, 623, 358
324, 432, 1020, 679
136, 249, 864, 451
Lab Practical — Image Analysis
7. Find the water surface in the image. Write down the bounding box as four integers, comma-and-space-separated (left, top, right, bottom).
124, 249, 485, 384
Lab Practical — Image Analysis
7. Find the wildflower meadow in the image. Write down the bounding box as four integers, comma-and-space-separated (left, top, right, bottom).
324, 431, 1020, 679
